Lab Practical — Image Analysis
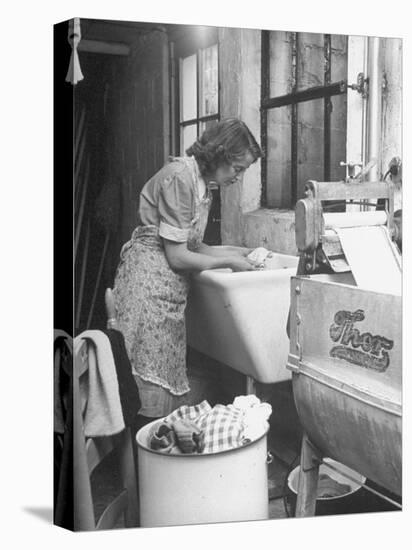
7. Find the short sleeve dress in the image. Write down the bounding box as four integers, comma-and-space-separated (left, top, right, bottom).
112, 157, 212, 418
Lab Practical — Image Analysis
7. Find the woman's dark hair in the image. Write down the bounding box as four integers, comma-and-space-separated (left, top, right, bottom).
186, 118, 263, 176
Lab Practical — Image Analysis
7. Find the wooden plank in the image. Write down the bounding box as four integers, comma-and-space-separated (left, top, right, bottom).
308, 180, 391, 201
346, 36, 367, 172
295, 434, 320, 517
86, 437, 115, 475
75, 219, 90, 330
74, 161, 89, 258
86, 231, 110, 329
95, 490, 128, 530
78, 39, 130, 56
117, 428, 139, 528
73, 342, 95, 530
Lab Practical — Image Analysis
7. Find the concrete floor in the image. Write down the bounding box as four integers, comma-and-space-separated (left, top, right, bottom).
91, 351, 303, 528
91, 443, 401, 530
91, 448, 291, 529
90, 349, 401, 529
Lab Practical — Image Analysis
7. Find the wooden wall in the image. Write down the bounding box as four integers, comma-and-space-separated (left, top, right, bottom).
74, 30, 169, 332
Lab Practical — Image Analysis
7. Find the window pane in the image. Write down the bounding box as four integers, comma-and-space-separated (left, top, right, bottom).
266, 106, 292, 208
331, 34, 348, 82
180, 54, 197, 122
330, 93, 347, 181
297, 33, 324, 91
199, 118, 218, 137
199, 44, 218, 117
297, 98, 324, 199
269, 31, 293, 97
181, 123, 198, 156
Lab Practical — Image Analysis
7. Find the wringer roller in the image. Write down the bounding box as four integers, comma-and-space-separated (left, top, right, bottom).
287, 179, 402, 516
294, 179, 399, 276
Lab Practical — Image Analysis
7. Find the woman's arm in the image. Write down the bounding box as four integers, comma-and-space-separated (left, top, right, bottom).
195, 242, 253, 257
163, 240, 256, 273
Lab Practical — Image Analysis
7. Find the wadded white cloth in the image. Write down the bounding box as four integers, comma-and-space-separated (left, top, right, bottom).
232, 395, 272, 443
247, 247, 273, 268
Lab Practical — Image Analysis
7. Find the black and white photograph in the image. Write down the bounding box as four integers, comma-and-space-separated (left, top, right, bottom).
53, 13, 403, 531
2, 1, 409, 548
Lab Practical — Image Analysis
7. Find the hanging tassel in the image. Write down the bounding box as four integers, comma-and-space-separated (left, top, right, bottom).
65, 18, 84, 85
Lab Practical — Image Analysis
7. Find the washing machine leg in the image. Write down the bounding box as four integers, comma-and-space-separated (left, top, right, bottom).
246, 376, 257, 395
295, 434, 321, 517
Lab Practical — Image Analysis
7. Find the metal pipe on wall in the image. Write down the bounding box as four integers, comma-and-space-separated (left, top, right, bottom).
162, 32, 170, 163
78, 39, 130, 56
366, 37, 382, 181
361, 37, 368, 172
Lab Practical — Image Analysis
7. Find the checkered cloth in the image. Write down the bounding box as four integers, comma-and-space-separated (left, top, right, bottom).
165, 400, 247, 454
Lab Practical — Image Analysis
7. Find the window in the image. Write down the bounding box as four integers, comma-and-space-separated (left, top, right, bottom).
179, 44, 219, 153
261, 31, 348, 209
170, 27, 221, 243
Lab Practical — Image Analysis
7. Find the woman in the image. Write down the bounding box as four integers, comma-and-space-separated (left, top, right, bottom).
112, 118, 263, 427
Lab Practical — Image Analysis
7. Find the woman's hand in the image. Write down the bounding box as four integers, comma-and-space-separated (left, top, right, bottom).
246, 247, 273, 267
236, 246, 255, 257
195, 243, 251, 258
163, 239, 258, 273
227, 256, 257, 272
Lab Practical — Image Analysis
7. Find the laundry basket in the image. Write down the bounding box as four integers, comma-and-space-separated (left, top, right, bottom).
136, 419, 270, 527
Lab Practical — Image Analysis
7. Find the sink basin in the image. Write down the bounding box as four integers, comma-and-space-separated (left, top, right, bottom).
186, 253, 299, 383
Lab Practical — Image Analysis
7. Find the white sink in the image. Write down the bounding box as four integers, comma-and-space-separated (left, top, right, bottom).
186, 253, 299, 383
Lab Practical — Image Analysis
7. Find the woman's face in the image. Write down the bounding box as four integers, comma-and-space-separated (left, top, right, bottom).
210, 150, 255, 187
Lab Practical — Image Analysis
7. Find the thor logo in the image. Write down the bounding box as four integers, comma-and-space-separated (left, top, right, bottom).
329, 309, 393, 372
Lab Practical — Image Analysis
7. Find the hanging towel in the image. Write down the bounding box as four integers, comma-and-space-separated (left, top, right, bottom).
54, 356, 74, 530
75, 330, 125, 437
54, 329, 73, 434
102, 328, 141, 429
54, 330, 74, 529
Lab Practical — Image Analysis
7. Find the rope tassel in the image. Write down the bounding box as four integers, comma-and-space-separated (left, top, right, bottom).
65, 18, 84, 85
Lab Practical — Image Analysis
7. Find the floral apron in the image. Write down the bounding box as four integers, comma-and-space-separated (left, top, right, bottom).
113, 160, 211, 417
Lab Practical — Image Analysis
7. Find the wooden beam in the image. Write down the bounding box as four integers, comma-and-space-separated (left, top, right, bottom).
78, 39, 130, 56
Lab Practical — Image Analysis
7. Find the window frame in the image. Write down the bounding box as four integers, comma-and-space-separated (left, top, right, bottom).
170, 27, 220, 157
168, 26, 222, 245
260, 30, 348, 208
